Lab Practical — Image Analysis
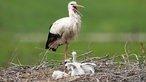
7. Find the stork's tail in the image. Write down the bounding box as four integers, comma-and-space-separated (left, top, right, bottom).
45, 32, 62, 51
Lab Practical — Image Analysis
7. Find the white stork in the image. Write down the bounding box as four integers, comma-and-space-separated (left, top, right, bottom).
70, 51, 96, 74
65, 51, 85, 76
52, 70, 69, 80
45, 1, 84, 60
65, 62, 85, 76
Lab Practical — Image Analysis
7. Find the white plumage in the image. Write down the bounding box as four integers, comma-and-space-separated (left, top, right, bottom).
65, 51, 85, 76
81, 63, 96, 74
64, 58, 72, 64
65, 51, 96, 76
72, 51, 77, 63
52, 51, 97, 79
45, 1, 83, 60
71, 51, 96, 74
65, 63, 85, 76
52, 70, 69, 80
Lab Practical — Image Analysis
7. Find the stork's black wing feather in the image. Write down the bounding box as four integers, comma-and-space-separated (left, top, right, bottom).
45, 24, 62, 51
45, 32, 61, 49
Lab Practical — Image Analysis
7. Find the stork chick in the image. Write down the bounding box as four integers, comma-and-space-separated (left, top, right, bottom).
52, 70, 69, 80
71, 51, 96, 74
65, 63, 85, 76
81, 63, 96, 74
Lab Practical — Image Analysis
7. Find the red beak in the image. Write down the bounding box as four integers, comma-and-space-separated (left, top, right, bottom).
73, 4, 84, 16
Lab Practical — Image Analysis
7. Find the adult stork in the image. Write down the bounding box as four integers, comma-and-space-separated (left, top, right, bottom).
45, 1, 83, 60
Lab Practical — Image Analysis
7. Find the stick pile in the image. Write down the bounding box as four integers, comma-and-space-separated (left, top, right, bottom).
0, 51, 146, 82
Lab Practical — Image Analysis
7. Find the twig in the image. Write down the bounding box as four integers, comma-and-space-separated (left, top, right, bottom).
36, 61, 48, 70
124, 41, 129, 63
77, 50, 93, 58
121, 54, 127, 63
40, 50, 48, 64
17, 58, 22, 66
10, 62, 20, 67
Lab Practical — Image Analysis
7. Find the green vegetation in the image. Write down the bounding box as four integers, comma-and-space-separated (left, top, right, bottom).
0, 0, 146, 67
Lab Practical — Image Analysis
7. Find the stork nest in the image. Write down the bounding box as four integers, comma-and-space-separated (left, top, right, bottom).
0, 52, 146, 82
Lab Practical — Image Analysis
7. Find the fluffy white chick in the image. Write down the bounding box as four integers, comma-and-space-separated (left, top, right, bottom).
81, 63, 96, 74
65, 63, 85, 76
52, 70, 69, 80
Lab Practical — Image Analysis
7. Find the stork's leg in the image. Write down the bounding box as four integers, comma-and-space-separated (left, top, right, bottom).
64, 44, 68, 60
64, 44, 69, 73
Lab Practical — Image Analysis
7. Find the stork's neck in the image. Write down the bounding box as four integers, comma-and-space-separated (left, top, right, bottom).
68, 9, 81, 21
72, 55, 77, 63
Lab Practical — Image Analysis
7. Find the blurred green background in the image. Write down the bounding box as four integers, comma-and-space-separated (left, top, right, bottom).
0, 0, 146, 67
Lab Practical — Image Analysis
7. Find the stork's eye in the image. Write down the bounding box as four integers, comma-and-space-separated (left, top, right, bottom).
71, 4, 74, 5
